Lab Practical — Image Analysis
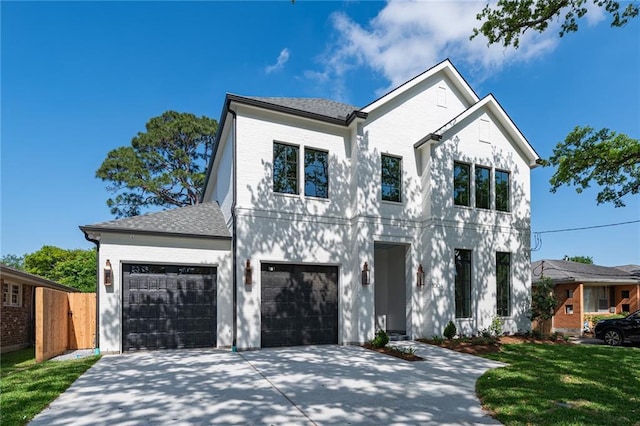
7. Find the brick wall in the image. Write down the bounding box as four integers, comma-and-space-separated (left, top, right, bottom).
553, 283, 582, 335
1, 280, 34, 351
614, 284, 639, 313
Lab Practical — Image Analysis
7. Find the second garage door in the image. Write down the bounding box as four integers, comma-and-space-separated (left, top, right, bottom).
261, 263, 338, 347
122, 264, 217, 351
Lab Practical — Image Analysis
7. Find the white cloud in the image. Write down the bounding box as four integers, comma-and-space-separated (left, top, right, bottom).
265, 48, 290, 74
311, 0, 562, 98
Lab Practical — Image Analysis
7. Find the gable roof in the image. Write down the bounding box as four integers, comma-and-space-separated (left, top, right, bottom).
532, 259, 640, 284
414, 94, 540, 168
362, 59, 479, 114
615, 264, 640, 276
0, 264, 80, 292
226, 94, 366, 126
80, 202, 230, 239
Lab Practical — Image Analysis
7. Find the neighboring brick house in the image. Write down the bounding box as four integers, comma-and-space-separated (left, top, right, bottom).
0, 264, 79, 353
532, 259, 640, 336
83, 59, 540, 353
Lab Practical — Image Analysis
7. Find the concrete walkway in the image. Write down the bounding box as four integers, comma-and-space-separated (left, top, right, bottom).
30, 342, 504, 425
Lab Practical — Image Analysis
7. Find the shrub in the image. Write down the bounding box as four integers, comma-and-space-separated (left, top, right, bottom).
431, 335, 444, 344
489, 316, 504, 336
371, 329, 389, 348
443, 320, 457, 339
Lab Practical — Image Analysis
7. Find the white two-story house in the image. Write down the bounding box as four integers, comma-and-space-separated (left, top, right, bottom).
82, 59, 539, 353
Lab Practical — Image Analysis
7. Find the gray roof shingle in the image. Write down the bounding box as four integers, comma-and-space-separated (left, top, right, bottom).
532, 259, 639, 283
80, 202, 230, 239
241, 96, 358, 120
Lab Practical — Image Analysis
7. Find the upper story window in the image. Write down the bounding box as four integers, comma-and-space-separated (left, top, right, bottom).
453, 162, 470, 206
381, 154, 402, 202
495, 170, 510, 212
2, 283, 22, 307
273, 142, 299, 194
475, 166, 490, 209
304, 148, 328, 198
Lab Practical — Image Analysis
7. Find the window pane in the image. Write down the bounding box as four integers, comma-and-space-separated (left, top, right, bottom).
381, 155, 402, 202
2, 284, 8, 304
454, 162, 470, 206
475, 166, 490, 209
495, 170, 510, 212
496, 252, 511, 316
273, 143, 298, 194
455, 249, 472, 318
304, 149, 328, 198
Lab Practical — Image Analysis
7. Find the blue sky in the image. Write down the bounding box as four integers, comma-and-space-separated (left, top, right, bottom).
2, 1, 638, 266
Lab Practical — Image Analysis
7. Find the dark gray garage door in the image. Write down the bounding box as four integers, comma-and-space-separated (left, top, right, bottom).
261, 263, 338, 347
123, 264, 216, 351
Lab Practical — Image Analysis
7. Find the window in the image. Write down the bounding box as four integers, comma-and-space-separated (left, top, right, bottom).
496, 252, 511, 316
622, 304, 630, 312
566, 289, 574, 299
583, 286, 609, 312
454, 162, 470, 206
381, 154, 402, 202
455, 249, 472, 318
273, 143, 298, 194
2, 283, 22, 307
475, 166, 490, 209
565, 305, 574, 314
304, 148, 328, 198
495, 170, 510, 212
621, 290, 630, 299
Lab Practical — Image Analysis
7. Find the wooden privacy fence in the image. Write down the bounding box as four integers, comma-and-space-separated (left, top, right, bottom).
35, 288, 96, 362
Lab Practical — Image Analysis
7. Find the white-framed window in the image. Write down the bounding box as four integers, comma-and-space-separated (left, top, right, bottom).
381, 154, 402, 202
2, 282, 23, 307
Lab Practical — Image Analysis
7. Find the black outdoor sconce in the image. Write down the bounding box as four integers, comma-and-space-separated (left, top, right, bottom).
361, 262, 370, 285
244, 259, 253, 285
416, 264, 425, 287
104, 259, 112, 286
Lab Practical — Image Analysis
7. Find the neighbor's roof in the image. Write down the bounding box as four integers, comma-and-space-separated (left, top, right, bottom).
0, 264, 80, 292
615, 264, 640, 276
532, 259, 640, 284
80, 202, 230, 239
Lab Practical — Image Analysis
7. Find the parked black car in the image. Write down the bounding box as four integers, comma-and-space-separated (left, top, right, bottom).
594, 309, 640, 346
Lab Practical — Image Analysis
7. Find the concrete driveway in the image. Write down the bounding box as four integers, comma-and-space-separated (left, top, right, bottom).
30, 342, 504, 425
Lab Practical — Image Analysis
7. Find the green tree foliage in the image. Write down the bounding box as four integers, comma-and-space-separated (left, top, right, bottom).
531, 277, 558, 322
545, 126, 639, 207
563, 255, 594, 264
24, 246, 97, 292
96, 111, 218, 218
471, 0, 639, 48
0, 254, 25, 270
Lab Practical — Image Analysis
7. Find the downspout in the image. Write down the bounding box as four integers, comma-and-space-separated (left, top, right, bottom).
229, 108, 238, 352
83, 231, 101, 353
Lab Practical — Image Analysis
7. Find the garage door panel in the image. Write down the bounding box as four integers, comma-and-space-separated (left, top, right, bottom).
261, 263, 338, 347
123, 264, 216, 351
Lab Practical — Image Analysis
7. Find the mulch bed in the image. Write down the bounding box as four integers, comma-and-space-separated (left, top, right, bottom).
361, 343, 425, 361
417, 335, 573, 356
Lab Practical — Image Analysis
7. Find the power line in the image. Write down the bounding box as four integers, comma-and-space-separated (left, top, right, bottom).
535, 219, 640, 234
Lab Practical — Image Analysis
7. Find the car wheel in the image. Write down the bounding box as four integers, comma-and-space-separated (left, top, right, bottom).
603, 329, 623, 346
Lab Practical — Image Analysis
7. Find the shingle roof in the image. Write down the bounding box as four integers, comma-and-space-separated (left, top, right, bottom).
240, 96, 359, 120
615, 264, 640, 276
80, 202, 230, 239
532, 259, 639, 283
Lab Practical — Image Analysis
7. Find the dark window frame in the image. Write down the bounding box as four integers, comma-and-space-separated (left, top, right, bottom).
304, 147, 329, 198
455, 249, 472, 318
496, 252, 511, 316
273, 142, 299, 195
475, 165, 491, 209
454, 162, 471, 207
621, 290, 630, 299
381, 154, 402, 202
495, 169, 510, 212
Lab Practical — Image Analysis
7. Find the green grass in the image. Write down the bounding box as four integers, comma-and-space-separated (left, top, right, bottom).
1, 348, 100, 426
477, 343, 640, 425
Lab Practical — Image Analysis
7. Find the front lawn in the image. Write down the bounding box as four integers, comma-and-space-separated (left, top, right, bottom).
1, 348, 100, 426
477, 343, 640, 425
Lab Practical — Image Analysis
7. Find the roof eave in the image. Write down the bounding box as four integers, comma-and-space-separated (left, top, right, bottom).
79, 226, 232, 241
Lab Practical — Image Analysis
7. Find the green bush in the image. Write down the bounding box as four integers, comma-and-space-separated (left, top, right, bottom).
443, 320, 457, 339
371, 329, 389, 348
489, 316, 504, 336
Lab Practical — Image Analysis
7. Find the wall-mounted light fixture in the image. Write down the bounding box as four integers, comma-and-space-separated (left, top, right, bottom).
361, 262, 370, 285
104, 259, 112, 286
416, 264, 425, 287
244, 259, 253, 285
